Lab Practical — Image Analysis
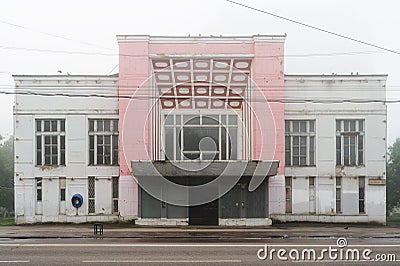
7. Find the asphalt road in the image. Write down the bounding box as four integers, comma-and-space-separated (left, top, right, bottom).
1, 237, 400, 265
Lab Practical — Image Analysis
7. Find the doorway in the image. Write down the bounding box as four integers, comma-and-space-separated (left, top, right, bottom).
189, 199, 218, 225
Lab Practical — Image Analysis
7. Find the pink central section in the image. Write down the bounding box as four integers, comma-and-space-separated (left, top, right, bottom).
118, 37, 285, 217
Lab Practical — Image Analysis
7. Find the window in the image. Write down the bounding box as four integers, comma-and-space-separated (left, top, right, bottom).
285, 177, 292, 213
163, 114, 239, 160
59, 177, 66, 201
359, 176, 365, 213
88, 119, 119, 165
309, 176, 316, 214
336, 119, 364, 166
112, 176, 119, 213
88, 177, 95, 214
336, 177, 342, 213
36, 177, 42, 201
285, 120, 315, 166
36, 119, 65, 166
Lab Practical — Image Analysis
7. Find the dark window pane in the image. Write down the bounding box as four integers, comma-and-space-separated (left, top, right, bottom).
309, 120, 315, 132
285, 121, 290, 133
89, 136, 94, 149
165, 115, 173, 125
45, 136, 50, 144
97, 155, 103, 165
113, 120, 119, 132
336, 136, 341, 165
52, 155, 57, 164
350, 136, 356, 165
36, 151, 42, 165
104, 120, 111, 131
89, 120, 94, 131
45, 155, 51, 165
37, 189, 42, 201
293, 121, 299, 132
89, 151, 94, 165
97, 120, 104, 131
350, 120, 356, 131
165, 127, 174, 160
36, 120, 41, 132
336, 120, 341, 131
61, 188, 66, 201
60, 120, 65, 132
51, 120, 57, 132
228, 115, 237, 125
300, 121, 307, 132
202, 116, 218, 125
60, 151, 65, 165
104, 136, 111, 145
285, 136, 291, 165
185, 116, 200, 125
309, 136, 315, 165
344, 120, 349, 132
60, 136, 65, 150
112, 135, 118, 165
359, 120, 364, 132
44, 120, 50, 131
36, 136, 42, 149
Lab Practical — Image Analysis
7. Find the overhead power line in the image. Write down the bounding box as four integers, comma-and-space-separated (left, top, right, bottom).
0, 19, 114, 51
0, 44, 387, 59
1, 90, 397, 104
226, 0, 400, 55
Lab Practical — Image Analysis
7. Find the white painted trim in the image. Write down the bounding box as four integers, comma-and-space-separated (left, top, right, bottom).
117, 35, 286, 43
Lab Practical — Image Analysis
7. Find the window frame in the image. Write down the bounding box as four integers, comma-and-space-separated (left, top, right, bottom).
35, 119, 66, 166
285, 120, 316, 167
162, 112, 242, 161
336, 176, 342, 214
112, 176, 119, 213
336, 119, 364, 166
88, 176, 95, 214
88, 119, 119, 166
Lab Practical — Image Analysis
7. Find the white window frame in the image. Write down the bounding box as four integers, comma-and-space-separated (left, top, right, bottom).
161, 111, 242, 161
336, 119, 364, 166
88, 119, 119, 166
35, 119, 65, 166
285, 120, 315, 166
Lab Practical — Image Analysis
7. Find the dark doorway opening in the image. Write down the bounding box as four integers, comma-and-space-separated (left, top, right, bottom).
189, 199, 219, 225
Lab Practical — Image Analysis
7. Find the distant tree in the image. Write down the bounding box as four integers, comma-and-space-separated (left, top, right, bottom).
0, 136, 14, 213
387, 138, 400, 211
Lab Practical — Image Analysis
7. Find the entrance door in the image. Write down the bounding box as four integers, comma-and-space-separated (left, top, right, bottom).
189, 199, 218, 225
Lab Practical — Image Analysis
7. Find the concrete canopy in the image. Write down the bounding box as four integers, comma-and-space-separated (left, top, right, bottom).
131, 160, 279, 178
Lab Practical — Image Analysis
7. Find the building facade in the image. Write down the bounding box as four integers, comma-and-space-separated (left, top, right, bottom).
13, 35, 387, 225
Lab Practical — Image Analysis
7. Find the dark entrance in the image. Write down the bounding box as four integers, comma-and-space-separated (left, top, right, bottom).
189, 199, 218, 225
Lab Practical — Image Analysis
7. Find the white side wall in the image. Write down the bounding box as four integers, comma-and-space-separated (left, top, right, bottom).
13, 76, 128, 224
273, 75, 387, 224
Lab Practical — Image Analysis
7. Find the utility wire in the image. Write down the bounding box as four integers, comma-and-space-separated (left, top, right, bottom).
2, 90, 397, 104
0, 19, 114, 51
0, 44, 388, 59
226, 0, 400, 55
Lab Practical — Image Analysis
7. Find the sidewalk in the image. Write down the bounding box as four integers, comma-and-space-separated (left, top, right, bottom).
1, 223, 400, 239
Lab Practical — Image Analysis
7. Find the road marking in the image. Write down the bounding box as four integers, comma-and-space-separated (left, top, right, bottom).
1, 243, 400, 247
82, 260, 242, 263
0, 261, 29, 263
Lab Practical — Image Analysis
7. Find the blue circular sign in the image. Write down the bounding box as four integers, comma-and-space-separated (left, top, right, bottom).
71, 193, 83, 208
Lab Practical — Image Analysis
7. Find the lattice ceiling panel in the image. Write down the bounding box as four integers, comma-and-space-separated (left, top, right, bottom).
151, 58, 252, 109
